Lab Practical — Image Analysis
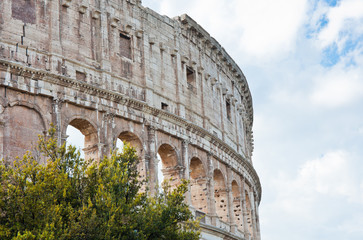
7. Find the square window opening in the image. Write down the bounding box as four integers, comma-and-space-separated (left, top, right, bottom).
120, 32, 132, 59
186, 66, 196, 91
76, 71, 86, 82
161, 102, 168, 111
226, 100, 231, 121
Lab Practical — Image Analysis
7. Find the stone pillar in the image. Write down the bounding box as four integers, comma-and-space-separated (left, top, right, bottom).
226, 166, 237, 233
250, 192, 258, 240
147, 125, 157, 195
233, 100, 241, 154
242, 115, 248, 156
0, 120, 4, 160
99, 1, 111, 71
52, 98, 63, 146
218, 79, 225, 141
93, 110, 105, 163
238, 177, 246, 238
254, 198, 261, 240
48, 0, 62, 56
197, 67, 207, 128
241, 179, 251, 239
177, 57, 186, 118
206, 152, 217, 225
181, 139, 191, 205
101, 112, 115, 156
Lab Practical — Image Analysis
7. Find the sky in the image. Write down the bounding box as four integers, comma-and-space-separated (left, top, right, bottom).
138, 0, 363, 239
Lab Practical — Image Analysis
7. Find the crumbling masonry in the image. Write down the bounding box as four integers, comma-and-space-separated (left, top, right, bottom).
0, 0, 261, 239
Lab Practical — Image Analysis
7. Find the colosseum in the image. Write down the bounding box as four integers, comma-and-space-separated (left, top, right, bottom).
0, 0, 261, 239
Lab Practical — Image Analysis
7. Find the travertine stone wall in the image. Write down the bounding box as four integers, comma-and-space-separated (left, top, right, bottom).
0, 1, 261, 239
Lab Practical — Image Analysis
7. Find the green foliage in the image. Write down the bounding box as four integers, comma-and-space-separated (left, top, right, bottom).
0, 128, 200, 240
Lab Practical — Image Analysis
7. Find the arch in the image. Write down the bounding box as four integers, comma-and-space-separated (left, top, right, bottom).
190, 157, 208, 213
213, 169, 229, 223
232, 180, 243, 231
8, 100, 47, 130
157, 143, 180, 187
67, 118, 99, 162
245, 190, 254, 236
3, 104, 46, 162
64, 115, 98, 134
158, 143, 178, 168
117, 131, 144, 157
117, 131, 146, 188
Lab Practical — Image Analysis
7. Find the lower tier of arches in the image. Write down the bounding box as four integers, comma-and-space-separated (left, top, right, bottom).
0, 85, 261, 240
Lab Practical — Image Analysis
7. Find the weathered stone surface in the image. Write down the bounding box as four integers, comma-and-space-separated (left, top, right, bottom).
0, 1, 260, 239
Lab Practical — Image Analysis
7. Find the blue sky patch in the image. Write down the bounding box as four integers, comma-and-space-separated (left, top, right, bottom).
321, 43, 339, 67
318, 15, 329, 29
321, 33, 362, 67
323, 0, 339, 7
305, 13, 329, 39
342, 36, 363, 55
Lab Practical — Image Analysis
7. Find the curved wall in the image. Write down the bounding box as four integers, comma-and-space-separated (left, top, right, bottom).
0, 0, 260, 239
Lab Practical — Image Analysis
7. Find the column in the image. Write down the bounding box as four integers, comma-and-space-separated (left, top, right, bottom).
254, 198, 261, 240
146, 125, 157, 195
181, 139, 191, 205
241, 179, 251, 239
218, 77, 225, 141
197, 67, 207, 128
226, 166, 237, 233
99, 0, 111, 71
233, 98, 241, 154
52, 98, 63, 146
101, 112, 115, 157
250, 192, 258, 240
206, 152, 217, 225
0, 120, 4, 160
238, 176, 247, 238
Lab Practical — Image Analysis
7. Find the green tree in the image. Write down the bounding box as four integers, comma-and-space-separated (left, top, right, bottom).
0, 128, 200, 240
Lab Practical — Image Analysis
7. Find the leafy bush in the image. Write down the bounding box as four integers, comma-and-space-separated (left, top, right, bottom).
0, 128, 200, 240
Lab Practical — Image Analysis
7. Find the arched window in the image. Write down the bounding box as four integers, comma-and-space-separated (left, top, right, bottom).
116, 131, 143, 156
116, 131, 146, 186
66, 119, 98, 162
157, 144, 180, 189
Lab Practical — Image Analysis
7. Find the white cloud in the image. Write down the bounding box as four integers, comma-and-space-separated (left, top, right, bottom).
274, 150, 363, 211
318, 0, 363, 49
263, 150, 363, 236
154, 0, 308, 61
297, 151, 355, 197
234, 0, 307, 58
309, 62, 363, 108
338, 216, 363, 235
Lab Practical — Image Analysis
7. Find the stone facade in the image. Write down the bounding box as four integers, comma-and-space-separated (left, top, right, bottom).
0, 0, 261, 239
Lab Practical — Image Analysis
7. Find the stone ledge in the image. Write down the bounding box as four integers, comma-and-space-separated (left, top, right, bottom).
200, 222, 244, 240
